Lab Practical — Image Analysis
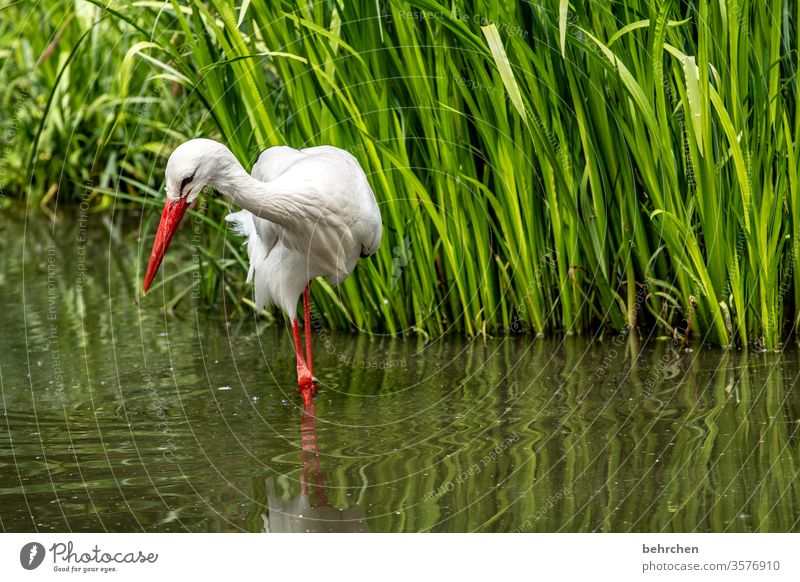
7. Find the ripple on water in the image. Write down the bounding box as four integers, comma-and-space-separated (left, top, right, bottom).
2, 213, 800, 531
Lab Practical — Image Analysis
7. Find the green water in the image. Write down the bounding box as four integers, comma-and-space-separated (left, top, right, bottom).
1, 210, 800, 532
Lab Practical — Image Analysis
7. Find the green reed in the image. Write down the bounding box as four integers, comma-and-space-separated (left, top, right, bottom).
4, 0, 800, 346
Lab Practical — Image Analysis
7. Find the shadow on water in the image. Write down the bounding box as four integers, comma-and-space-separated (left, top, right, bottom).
1, 210, 800, 532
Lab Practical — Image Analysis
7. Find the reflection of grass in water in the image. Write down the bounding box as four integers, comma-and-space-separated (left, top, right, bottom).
4, 208, 800, 531
551, 346, 800, 533
262, 338, 800, 533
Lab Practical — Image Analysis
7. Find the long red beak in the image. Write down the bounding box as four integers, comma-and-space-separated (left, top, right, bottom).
143, 198, 190, 294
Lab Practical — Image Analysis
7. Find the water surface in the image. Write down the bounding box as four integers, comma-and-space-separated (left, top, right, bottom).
1, 209, 799, 532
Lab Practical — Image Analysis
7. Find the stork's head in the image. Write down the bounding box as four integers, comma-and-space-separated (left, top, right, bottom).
164, 139, 225, 204
143, 138, 231, 294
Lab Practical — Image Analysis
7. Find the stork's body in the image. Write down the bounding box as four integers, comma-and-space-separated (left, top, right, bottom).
225, 145, 380, 318
143, 139, 382, 401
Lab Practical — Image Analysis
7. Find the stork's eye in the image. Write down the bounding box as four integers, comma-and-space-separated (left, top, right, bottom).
180, 175, 193, 192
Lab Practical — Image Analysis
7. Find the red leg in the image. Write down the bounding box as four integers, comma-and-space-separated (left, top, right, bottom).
303, 282, 313, 377
291, 318, 314, 402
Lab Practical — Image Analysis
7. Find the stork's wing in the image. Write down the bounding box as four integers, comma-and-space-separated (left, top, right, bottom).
234, 144, 382, 285
251, 145, 306, 183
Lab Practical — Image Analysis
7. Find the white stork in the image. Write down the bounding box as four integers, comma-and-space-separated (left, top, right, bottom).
142, 139, 382, 401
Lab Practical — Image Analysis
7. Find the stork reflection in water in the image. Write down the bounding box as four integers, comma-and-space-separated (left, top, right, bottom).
262, 402, 369, 533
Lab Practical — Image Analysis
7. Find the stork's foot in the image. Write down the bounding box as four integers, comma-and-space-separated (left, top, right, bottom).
292, 315, 317, 403
298, 382, 317, 404
297, 368, 318, 404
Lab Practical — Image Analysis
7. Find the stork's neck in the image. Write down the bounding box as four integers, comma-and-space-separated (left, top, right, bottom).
208, 147, 291, 226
